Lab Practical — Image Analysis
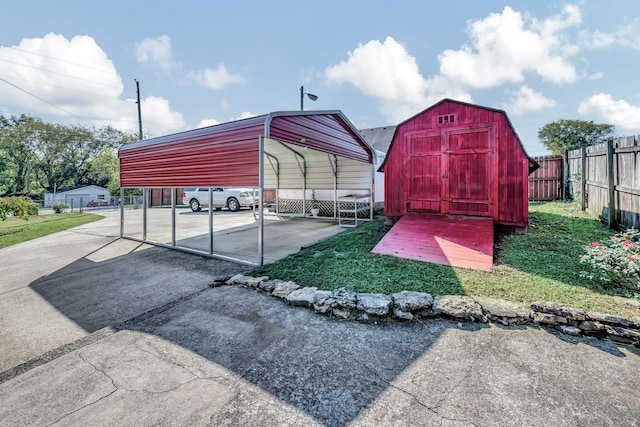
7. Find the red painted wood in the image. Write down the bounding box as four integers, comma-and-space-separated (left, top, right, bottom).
379, 99, 538, 230
371, 214, 494, 271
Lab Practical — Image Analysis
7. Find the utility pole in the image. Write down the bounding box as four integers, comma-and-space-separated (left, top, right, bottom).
135, 79, 143, 140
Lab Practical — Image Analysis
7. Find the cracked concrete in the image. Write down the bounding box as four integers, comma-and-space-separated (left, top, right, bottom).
4, 286, 638, 426
2, 215, 640, 425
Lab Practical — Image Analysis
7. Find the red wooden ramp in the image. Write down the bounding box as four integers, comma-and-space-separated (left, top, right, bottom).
371, 214, 494, 271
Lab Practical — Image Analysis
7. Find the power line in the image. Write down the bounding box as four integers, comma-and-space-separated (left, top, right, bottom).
0, 57, 121, 89
7, 45, 119, 76
0, 76, 95, 127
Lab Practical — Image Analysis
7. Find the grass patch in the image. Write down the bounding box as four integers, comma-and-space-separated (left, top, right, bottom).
250, 201, 640, 321
0, 213, 103, 249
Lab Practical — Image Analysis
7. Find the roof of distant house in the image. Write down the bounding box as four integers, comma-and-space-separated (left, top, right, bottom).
359, 126, 397, 154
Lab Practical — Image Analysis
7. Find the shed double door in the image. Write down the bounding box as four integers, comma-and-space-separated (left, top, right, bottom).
407, 128, 493, 217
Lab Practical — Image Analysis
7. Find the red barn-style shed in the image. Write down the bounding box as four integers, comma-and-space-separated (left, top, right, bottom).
379, 99, 539, 232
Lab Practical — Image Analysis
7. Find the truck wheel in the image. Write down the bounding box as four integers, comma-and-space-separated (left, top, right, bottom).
190, 199, 201, 212
227, 197, 240, 212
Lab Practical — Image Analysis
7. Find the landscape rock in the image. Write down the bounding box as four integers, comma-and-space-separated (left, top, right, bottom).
258, 279, 281, 293
587, 312, 640, 329
604, 325, 640, 340
432, 296, 488, 323
530, 301, 586, 321
211, 275, 234, 287
393, 307, 414, 321
354, 311, 380, 323
578, 321, 606, 333
475, 297, 530, 325
226, 274, 249, 286
271, 281, 300, 298
532, 312, 558, 325
391, 291, 433, 313
312, 290, 334, 314
559, 325, 582, 336
330, 288, 357, 310
285, 287, 318, 307
356, 293, 393, 316
332, 307, 353, 320
244, 276, 269, 288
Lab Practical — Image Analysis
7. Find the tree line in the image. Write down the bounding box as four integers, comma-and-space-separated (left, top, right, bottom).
0, 114, 139, 198
0, 113, 616, 200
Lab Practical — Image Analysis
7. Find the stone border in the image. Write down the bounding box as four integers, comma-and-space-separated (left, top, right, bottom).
215, 275, 640, 348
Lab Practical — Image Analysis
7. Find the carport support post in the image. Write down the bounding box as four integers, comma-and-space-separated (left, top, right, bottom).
143, 188, 148, 240
208, 187, 214, 254
171, 189, 176, 246
119, 188, 124, 236
259, 136, 265, 265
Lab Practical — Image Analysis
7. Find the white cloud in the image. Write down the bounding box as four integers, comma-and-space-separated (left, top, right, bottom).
324, 5, 584, 123
325, 37, 471, 122
186, 64, 246, 90
0, 33, 186, 136
140, 96, 185, 136
578, 29, 616, 49
197, 118, 220, 128
439, 5, 579, 88
135, 35, 177, 73
588, 72, 603, 80
578, 93, 640, 132
230, 112, 256, 121
616, 18, 640, 49
503, 86, 556, 115
580, 17, 640, 50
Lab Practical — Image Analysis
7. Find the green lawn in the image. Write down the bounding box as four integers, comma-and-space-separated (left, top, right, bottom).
250, 202, 640, 320
0, 213, 103, 249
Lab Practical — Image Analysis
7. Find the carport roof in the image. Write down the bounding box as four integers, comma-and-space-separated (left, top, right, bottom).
119, 110, 374, 188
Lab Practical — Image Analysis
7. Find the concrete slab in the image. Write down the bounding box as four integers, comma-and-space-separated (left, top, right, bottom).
1, 286, 639, 426
0, 209, 342, 372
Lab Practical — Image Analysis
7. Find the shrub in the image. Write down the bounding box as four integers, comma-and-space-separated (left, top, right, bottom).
51, 202, 69, 214
0, 197, 37, 221
580, 229, 640, 290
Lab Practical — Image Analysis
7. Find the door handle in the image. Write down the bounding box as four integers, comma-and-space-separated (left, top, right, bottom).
442, 172, 448, 179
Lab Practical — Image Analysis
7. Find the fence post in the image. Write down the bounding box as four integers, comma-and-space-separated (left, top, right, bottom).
581, 147, 586, 211
562, 151, 569, 200
606, 140, 616, 228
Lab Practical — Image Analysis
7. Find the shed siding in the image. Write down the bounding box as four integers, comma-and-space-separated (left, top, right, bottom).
382, 99, 533, 229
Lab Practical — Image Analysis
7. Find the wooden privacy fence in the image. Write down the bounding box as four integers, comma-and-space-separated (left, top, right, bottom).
566, 135, 640, 229
528, 155, 563, 201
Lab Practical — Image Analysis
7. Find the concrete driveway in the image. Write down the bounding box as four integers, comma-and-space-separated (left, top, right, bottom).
1, 213, 640, 426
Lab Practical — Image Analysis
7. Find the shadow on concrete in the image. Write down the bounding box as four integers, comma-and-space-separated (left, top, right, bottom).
17, 238, 640, 426
30, 242, 245, 333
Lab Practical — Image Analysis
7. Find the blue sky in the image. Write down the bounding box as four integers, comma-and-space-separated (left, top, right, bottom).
1, 1, 639, 156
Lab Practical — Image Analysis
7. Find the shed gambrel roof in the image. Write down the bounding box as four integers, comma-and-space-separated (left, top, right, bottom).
378, 99, 539, 173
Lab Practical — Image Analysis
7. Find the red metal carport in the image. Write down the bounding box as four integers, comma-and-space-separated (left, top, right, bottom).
118, 110, 375, 265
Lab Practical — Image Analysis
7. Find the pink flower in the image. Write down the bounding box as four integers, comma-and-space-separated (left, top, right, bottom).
632, 243, 638, 249
591, 242, 600, 247
623, 240, 630, 246
629, 257, 636, 262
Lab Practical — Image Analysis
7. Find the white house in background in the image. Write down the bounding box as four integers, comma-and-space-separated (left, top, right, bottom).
44, 185, 111, 208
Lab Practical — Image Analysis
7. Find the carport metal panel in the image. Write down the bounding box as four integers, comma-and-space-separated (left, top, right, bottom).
118, 110, 374, 266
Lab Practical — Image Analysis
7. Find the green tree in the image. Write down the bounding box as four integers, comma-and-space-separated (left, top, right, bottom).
0, 115, 135, 195
538, 119, 615, 155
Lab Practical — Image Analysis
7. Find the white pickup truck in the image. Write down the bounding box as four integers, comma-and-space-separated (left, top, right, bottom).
182, 187, 260, 212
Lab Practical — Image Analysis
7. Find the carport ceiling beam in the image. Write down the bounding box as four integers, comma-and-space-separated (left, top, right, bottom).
265, 152, 279, 176
275, 140, 306, 176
